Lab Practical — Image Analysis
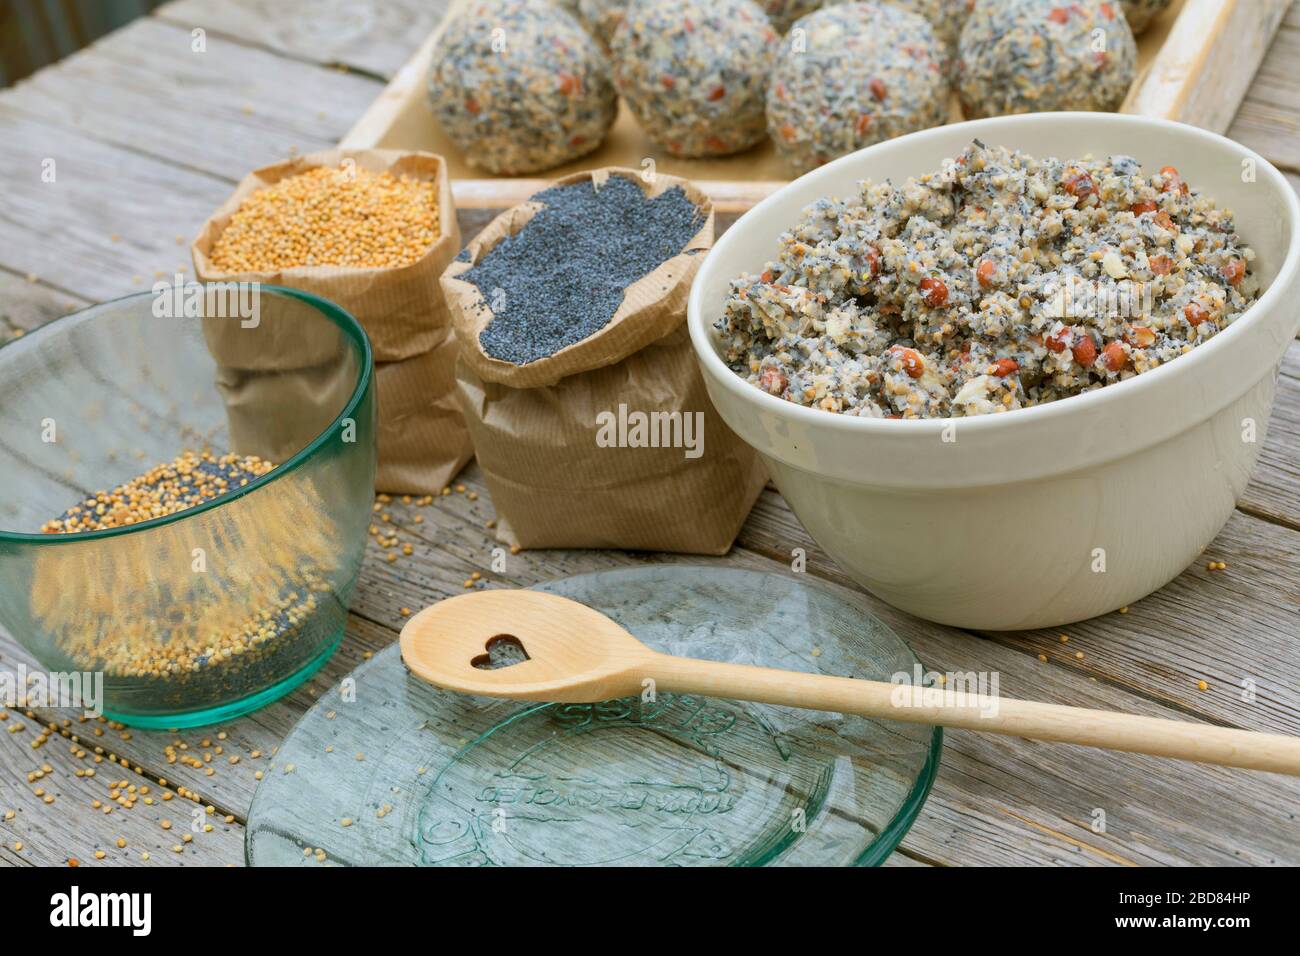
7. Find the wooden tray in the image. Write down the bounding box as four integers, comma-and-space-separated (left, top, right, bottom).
343, 0, 1289, 211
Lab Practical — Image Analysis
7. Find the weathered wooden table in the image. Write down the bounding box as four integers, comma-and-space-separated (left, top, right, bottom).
1, 0, 1297, 867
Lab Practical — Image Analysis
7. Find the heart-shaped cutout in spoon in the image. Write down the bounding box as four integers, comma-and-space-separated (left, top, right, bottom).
470, 634, 531, 670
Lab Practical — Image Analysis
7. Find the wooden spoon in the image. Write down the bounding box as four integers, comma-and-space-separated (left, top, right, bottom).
400, 589, 1300, 776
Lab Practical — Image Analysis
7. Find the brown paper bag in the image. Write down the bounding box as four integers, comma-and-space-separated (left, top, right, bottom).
442, 168, 767, 554
193, 148, 473, 494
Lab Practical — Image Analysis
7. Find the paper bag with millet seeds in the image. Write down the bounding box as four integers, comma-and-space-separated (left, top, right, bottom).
441, 168, 767, 554
193, 148, 473, 494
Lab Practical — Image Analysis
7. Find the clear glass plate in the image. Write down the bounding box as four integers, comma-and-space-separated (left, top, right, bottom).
246, 566, 941, 866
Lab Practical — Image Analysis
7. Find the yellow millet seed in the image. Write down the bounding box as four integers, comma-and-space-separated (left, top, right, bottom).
208, 166, 440, 272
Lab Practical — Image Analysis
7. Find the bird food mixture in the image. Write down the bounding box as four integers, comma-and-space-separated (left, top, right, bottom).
827, 0, 973, 54
428, 0, 617, 175
611, 0, 779, 158
768, 3, 949, 175
958, 0, 1137, 118
207, 165, 439, 272
37, 451, 340, 710
41, 452, 274, 533
459, 175, 705, 365
718, 141, 1260, 418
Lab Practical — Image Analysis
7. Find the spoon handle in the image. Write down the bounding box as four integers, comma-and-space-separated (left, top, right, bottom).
647, 654, 1300, 776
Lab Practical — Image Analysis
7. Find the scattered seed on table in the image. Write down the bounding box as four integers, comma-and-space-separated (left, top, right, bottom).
1197, 679, 1209, 691
1059, 635, 1069, 644
340, 818, 354, 828
116, 838, 126, 849
1074, 651, 1084, 660
1037, 654, 1048, 663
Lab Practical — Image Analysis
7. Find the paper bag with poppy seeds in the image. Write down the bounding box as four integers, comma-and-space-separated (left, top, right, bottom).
441, 168, 767, 554
193, 148, 473, 494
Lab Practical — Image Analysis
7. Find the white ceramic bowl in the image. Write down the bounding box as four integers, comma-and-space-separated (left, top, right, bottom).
689, 113, 1300, 630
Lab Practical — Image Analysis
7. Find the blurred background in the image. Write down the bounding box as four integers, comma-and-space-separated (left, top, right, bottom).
0, 0, 163, 87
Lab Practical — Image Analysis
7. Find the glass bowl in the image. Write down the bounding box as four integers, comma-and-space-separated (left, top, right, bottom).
246, 566, 941, 866
0, 285, 375, 727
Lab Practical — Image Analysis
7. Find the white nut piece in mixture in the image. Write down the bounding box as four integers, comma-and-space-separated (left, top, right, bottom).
718, 142, 1258, 419
428, 0, 617, 175
958, 0, 1137, 118
610, 0, 779, 158
1121, 0, 1173, 34
767, 3, 949, 176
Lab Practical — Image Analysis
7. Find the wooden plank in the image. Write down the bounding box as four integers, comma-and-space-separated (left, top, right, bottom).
1238, 343, 1300, 528
1122, 0, 1291, 134
338, 2, 451, 149
4, 17, 385, 184
0, 104, 231, 301
739, 489, 1300, 734
0, 653, 246, 867
0, 269, 89, 335
1226, 6, 1300, 171
153, 0, 448, 79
